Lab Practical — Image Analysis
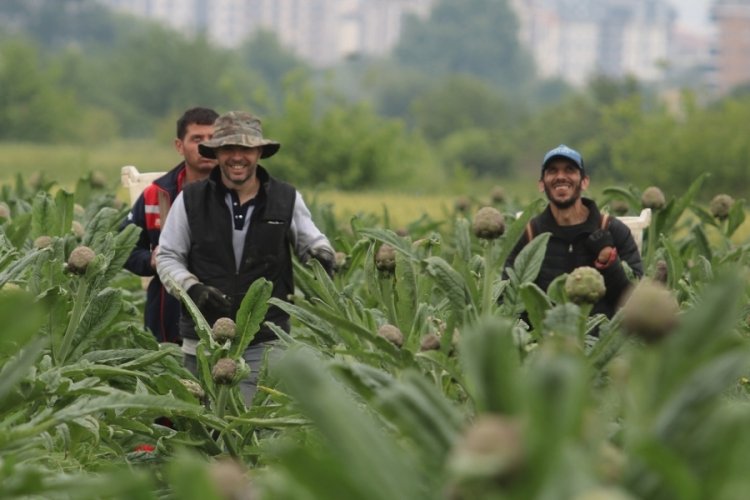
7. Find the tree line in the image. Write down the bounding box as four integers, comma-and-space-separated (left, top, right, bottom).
0, 0, 748, 195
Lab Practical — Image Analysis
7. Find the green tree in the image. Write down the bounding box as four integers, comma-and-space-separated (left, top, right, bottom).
410, 75, 519, 142
0, 40, 78, 142
236, 30, 310, 113
393, 0, 534, 90
610, 93, 750, 196
106, 26, 255, 135
266, 79, 434, 190
440, 127, 517, 178
0, 0, 123, 50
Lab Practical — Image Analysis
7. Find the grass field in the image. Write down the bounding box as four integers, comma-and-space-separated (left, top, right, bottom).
0, 140, 176, 191
1, 140, 537, 227
4, 140, 750, 241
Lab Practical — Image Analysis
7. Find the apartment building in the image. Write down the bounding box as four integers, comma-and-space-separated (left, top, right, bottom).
99, 0, 722, 91
710, 0, 750, 94
96, 0, 432, 66
511, 0, 675, 86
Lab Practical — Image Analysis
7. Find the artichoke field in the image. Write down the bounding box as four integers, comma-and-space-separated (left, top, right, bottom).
1, 172, 750, 500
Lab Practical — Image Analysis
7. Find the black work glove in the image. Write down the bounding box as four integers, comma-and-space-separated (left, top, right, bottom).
187, 283, 232, 318
308, 245, 336, 277
585, 229, 614, 260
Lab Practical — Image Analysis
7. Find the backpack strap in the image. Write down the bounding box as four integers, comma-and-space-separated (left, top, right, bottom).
524, 221, 535, 243
524, 213, 608, 245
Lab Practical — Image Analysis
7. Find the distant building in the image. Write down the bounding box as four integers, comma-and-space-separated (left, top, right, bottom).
98, 0, 720, 91
511, 0, 675, 86
710, 0, 750, 94
95, 0, 433, 66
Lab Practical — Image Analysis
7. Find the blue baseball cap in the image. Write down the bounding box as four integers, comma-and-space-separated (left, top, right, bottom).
541, 144, 585, 176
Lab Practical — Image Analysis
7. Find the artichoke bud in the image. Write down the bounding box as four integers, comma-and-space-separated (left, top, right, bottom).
207, 458, 255, 500
212, 317, 237, 343
472, 206, 506, 240
419, 332, 441, 352
66, 246, 96, 275
180, 379, 206, 399
653, 259, 668, 284
454, 196, 470, 213
641, 186, 666, 210
34, 235, 53, 249
709, 193, 734, 220
609, 199, 629, 215
564, 266, 606, 305
377, 324, 404, 348
490, 186, 506, 204
375, 243, 397, 273
448, 414, 525, 483
334, 251, 348, 271
71, 220, 85, 238
90, 171, 108, 189
621, 279, 679, 343
211, 358, 238, 385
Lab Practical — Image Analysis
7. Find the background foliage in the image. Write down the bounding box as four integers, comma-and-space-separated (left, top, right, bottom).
0, 0, 749, 195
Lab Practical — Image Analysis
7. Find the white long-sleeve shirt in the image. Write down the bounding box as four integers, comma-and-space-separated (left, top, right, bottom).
156, 188, 332, 296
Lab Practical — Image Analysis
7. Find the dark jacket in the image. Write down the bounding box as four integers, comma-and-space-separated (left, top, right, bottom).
179, 166, 296, 345
122, 163, 186, 343
504, 198, 643, 318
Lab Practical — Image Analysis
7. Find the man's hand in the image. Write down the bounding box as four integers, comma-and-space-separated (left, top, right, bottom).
308, 245, 336, 277
585, 229, 614, 264
187, 284, 232, 317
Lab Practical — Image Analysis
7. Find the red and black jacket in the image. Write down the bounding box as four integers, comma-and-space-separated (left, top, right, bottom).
122, 163, 187, 343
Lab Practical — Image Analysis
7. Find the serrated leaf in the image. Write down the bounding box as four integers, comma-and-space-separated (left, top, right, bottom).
660, 172, 708, 234
513, 232, 551, 284
0, 337, 47, 404
520, 282, 553, 334
459, 317, 521, 414
357, 227, 419, 261
394, 251, 418, 333
497, 197, 546, 267
453, 217, 473, 263
0, 247, 50, 288
726, 199, 745, 237
691, 225, 713, 261
82, 207, 123, 251
231, 278, 272, 357
660, 236, 685, 290
68, 288, 123, 360
54, 190, 75, 239
602, 185, 641, 209
424, 256, 472, 316
31, 192, 60, 238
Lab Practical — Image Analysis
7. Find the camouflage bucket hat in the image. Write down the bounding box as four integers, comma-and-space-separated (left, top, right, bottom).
198, 111, 281, 159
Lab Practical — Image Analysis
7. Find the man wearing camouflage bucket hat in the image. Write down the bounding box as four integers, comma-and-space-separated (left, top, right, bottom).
157, 110, 335, 405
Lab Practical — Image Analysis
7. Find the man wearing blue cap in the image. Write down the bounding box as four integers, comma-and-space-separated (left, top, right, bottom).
504, 144, 643, 319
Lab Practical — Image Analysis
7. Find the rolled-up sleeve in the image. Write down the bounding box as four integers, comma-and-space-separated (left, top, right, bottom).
156, 192, 200, 295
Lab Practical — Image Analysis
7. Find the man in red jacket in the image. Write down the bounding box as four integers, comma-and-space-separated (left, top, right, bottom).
121, 107, 219, 343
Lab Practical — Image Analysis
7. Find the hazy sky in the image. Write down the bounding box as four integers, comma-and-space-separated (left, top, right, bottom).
669, 0, 712, 33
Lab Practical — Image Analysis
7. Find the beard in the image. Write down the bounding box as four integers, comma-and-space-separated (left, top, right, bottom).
220, 163, 255, 185
543, 180, 583, 209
